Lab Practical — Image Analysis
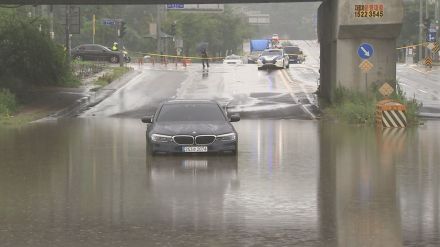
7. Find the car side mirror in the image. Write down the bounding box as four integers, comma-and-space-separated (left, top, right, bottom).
230, 114, 240, 122
141, 116, 153, 124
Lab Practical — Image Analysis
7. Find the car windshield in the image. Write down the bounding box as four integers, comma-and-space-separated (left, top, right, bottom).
262, 50, 282, 56
284, 47, 300, 54
157, 103, 226, 122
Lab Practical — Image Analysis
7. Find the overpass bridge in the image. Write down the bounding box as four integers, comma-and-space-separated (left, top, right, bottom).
3, 0, 404, 102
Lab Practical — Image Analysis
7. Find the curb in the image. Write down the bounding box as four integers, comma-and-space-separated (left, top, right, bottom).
33, 69, 141, 122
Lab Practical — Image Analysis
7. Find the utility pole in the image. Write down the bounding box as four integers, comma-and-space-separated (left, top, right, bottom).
65, 5, 71, 61
49, 5, 54, 40
156, 5, 162, 54
426, 0, 430, 58
419, 0, 424, 63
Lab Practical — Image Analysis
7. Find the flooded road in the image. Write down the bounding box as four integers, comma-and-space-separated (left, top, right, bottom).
1, 119, 439, 246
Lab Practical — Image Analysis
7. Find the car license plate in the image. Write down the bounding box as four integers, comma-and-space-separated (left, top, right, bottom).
183, 146, 208, 153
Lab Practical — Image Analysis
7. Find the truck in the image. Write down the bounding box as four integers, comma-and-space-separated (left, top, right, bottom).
247, 39, 270, 64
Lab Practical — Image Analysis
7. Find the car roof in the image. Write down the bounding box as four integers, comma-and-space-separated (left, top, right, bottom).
77, 44, 105, 47
164, 99, 218, 105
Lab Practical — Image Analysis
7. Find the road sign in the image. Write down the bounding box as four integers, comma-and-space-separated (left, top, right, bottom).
424, 56, 432, 67
102, 19, 117, 26
358, 43, 374, 60
359, 60, 374, 73
427, 31, 436, 42
378, 83, 394, 98
60, 6, 81, 34
248, 14, 270, 24
166, 4, 184, 9
166, 4, 224, 12
432, 42, 440, 53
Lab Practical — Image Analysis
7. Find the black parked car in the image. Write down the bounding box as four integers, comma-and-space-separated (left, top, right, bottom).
71, 44, 127, 63
141, 100, 240, 155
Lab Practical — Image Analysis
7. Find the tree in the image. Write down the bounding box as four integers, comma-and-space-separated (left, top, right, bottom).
0, 10, 72, 91
166, 6, 254, 57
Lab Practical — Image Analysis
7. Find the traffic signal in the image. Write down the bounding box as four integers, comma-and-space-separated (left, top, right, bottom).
119, 21, 127, 38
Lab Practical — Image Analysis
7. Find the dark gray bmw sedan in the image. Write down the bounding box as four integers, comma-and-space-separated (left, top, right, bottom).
141, 100, 240, 155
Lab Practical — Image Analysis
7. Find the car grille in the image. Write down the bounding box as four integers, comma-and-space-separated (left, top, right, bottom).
173, 136, 194, 145
195, 135, 216, 145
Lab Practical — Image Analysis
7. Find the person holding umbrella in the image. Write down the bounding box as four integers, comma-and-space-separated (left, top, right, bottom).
201, 48, 209, 70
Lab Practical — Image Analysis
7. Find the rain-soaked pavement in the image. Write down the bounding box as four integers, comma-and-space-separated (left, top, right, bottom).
1, 118, 439, 246
81, 64, 317, 120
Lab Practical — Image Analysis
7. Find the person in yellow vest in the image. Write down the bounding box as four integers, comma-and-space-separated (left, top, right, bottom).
112, 42, 119, 51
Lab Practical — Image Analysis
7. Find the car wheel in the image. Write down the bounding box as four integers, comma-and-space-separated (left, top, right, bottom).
110, 55, 119, 63
286, 63, 290, 68
258, 67, 263, 70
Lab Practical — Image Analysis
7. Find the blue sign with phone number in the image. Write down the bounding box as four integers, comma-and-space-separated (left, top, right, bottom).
167, 4, 184, 9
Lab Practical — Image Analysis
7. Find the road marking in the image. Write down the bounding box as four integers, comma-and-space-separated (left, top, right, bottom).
410, 67, 431, 75
418, 89, 428, 93
278, 69, 316, 119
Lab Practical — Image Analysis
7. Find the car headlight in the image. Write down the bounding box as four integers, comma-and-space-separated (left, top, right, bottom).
151, 134, 172, 143
217, 133, 236, 141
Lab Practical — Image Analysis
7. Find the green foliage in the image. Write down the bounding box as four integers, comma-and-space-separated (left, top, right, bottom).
95, 67, 130, 88
391, 82, 422, 126
165, 6, 254, 57
324, 84, 421, 126
0, 88, 17, 117
326, 88, 377, 124
398, 1, 436, 46
0, 11, 74, 92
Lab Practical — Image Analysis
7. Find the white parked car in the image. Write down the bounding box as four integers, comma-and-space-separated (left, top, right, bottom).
223, 55, 243, 65
257, 49, 290, 70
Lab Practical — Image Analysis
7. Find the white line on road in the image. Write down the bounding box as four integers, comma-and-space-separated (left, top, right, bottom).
278, 69, 316, 119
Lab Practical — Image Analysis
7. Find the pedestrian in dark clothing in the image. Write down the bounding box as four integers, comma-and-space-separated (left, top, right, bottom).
201, 49, 209, 69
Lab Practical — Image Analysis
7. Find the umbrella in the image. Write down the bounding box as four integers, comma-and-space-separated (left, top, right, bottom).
196, 42, 209, 53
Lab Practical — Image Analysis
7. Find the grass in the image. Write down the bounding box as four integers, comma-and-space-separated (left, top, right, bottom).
0, 88, 17, 118
94, 67, 131, 89
322, 83, 421, 126
0, 111, 48, 126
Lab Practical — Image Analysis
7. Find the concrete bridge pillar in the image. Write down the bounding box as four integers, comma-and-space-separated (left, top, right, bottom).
318, 0, 404, 102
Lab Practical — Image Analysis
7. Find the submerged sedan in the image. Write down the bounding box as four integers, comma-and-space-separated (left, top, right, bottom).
141, 100, 240, 155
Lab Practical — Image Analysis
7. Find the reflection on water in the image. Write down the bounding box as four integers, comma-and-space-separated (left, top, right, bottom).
0, 118, 439, 246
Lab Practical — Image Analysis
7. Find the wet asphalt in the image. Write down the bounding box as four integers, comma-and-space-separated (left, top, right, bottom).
81, 64, 316, 120
0, 118, 439, 246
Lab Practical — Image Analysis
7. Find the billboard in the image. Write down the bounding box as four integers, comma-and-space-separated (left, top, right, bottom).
166, 4, 224, 12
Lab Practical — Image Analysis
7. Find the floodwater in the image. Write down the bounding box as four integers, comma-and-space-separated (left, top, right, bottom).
0, 119, 439, 246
